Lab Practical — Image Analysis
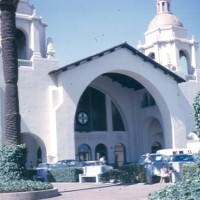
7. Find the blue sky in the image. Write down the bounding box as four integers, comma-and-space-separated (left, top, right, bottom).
29, 0, 200, 67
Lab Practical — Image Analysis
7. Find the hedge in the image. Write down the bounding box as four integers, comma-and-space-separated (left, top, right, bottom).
47, 168, 83, 182
148, 161, 200, 199
0, 144, 27, 181
0, 144, 53, 192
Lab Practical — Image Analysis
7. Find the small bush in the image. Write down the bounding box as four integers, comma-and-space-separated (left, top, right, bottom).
0, 144, 53, 192
182, 163, 200, 181
0, 144, 27, 181
0, 180, 53, 193
47, 168, 83, 182
100, 169, 121, 182
100, 164, 145, 183
148, 162, 200, 199
119, 163, 146, 183
148, 179, 200, 200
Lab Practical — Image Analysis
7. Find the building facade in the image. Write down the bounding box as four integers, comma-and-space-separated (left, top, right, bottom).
0, 0, 199, 167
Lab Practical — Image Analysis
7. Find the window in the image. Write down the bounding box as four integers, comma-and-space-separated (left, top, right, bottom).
179, 50, 188, 75
148, 52, 155, 60
141, 92, 155, 108
112, 102, 125, 131
95, 143, 107, 162
16, 29, 27, 60
78, 144, 91, 161
114, 143, 126, 167
75, 87, 107, 131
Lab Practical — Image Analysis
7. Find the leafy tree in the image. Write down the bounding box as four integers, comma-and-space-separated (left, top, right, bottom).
193, 91, 200, 139
0, 0, 20, 145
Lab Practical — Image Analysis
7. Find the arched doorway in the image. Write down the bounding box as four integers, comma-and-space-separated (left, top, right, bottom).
151, 141, 162, 153
16, 29, 27, 60
179, 50, 189, 75
95, 143, 107, 162
21, 132, 47, 167
78, 144, 91, 161
37, 147, 42, 165
114, 143, 126, 167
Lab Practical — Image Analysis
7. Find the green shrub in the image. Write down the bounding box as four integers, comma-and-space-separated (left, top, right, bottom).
193, 91, 200, 138
182, 163, 200, 181
0, 144, 27, 181
118, 163, 146, 183
100, 169, 121, 182
0, 144, 53, 192
148, 179, 200, 200
148, 162, 200, 199
0, 180, 53, 193
47, 168, 83, 182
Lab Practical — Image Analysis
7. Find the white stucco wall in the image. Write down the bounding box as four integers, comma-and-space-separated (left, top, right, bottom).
51, 47, 188, 161
19, 56, 59, 162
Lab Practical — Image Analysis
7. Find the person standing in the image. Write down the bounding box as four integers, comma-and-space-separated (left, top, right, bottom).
160, 164, 168, 183
99, 156, 106, 165
144, 153, 153, 184
168, 163, 176, 183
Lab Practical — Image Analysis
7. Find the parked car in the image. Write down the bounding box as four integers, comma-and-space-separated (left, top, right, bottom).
34, 162, 55, 181
168, 154, 196, 182
81, 160, 113, 171
156, 148, 191, 156
37, 162, 54, 169
81, 161, 102, 166
168, 154, 196, 163
54, 160, 83, 168
139, 153, 169, 176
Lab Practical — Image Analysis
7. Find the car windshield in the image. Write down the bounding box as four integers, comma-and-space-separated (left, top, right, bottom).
139, 154, 168, 164
169, 154, 194, 162
37, 163, 52, 168
81, 161, 101, 166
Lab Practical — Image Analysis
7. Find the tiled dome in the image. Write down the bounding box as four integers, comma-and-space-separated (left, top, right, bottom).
148, 13, 183, 31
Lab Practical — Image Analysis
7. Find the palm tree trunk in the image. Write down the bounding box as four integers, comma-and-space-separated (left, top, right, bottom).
0, 0, 20, 145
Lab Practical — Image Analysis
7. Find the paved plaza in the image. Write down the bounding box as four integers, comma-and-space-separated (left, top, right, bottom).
43, 182, 171, 200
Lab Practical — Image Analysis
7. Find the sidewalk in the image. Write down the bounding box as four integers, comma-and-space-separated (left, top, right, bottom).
43, 182, 171, 200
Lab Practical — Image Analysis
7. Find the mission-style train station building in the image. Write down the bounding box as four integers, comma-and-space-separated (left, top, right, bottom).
0, 0, 199, 167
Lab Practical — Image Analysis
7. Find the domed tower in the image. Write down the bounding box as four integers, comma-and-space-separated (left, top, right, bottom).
138, 0, 199, 80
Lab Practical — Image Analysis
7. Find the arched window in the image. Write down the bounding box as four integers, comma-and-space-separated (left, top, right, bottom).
78, 144, 91, 161
37, 147, 42, 165
114, 143, 126, 167
16, 29, 27, 60
179, 50, 188, 75
112, 102, 125, 131
148, 52, 155, 60
75, 87, 126, 132
75, 87, 107, 131
141, 92, 155, 108
151, 142, 162, 153
95, 143, 107, 162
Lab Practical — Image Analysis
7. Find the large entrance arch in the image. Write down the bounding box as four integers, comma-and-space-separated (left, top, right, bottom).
74, 72, 165, 163
53, 43, 186, 162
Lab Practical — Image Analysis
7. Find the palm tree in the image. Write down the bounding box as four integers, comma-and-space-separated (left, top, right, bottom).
0, 0, 20, 145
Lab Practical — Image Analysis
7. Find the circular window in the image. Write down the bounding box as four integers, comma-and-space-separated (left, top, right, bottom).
77, 112, 88, 125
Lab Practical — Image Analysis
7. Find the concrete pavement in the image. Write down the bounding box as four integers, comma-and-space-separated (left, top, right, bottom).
42, 182, 171, 200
